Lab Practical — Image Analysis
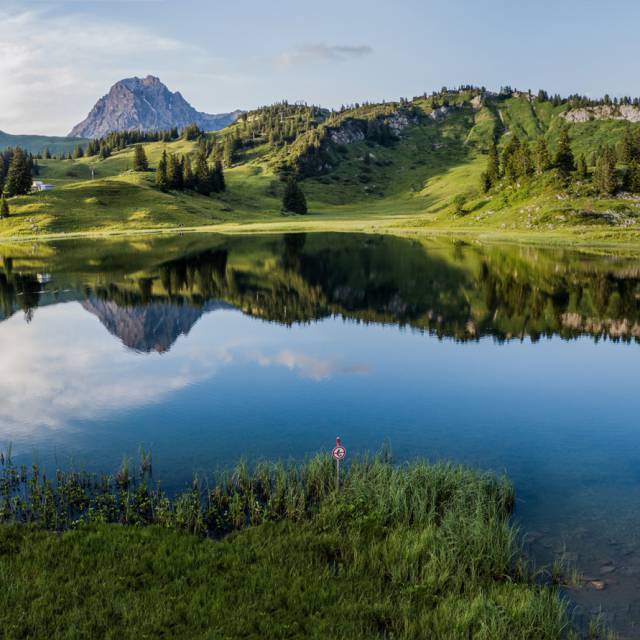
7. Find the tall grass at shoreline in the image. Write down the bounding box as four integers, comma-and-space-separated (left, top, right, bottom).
0, 450, 587, 638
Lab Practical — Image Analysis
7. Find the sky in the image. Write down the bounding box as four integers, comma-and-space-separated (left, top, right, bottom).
2, 0, 640, 135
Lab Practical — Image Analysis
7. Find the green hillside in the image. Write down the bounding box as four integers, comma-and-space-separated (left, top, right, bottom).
3, 89, 640, 244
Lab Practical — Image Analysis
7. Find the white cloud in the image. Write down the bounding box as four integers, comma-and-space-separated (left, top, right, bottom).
276, 43, 373, 69
0, 8, 208, 135
256, 349, 370, 381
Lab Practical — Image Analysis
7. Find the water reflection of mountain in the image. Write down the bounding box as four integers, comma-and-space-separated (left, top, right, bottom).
81, 299, 232, 353
1, 233, 640, 351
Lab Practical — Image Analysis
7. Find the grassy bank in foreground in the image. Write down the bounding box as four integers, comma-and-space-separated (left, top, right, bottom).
0, 453, 580, 639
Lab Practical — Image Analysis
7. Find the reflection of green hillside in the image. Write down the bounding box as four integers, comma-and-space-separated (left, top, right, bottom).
1, 234, 640, 344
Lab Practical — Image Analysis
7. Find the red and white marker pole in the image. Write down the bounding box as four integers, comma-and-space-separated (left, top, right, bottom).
331, 437, 347, 491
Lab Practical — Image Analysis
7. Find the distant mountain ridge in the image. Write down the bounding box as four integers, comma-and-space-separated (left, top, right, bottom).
0, 131, 87, 155
69, 75, 241, 138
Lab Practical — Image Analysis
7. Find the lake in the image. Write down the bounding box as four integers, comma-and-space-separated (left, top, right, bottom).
1, 232, 640, 634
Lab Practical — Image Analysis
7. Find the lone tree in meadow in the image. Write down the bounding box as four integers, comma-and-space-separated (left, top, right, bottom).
282, 176, 307, 214
133, 145, 149, 172
4, 148, 33, 197
452, 194, 466, 216
0, 194, 9, 219
155, 150, 170, 192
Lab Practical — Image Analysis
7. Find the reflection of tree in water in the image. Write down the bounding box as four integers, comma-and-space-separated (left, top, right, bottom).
2, 238, 640, 342
0, 268, 40, 323
477, 259, 640, 342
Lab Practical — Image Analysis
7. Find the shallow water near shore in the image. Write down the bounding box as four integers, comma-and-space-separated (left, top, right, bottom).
1, 232, 640, 635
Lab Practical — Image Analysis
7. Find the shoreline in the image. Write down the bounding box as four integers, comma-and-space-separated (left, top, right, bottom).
1, 216, 640, 254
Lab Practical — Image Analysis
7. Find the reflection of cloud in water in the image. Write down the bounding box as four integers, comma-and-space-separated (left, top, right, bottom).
256, 350, 370, 381
0, 304, 222, 435
0, 303, 370, 438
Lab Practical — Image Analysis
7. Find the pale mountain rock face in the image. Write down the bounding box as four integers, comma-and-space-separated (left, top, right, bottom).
69, 75, 241, 138
561, 104, 640, 124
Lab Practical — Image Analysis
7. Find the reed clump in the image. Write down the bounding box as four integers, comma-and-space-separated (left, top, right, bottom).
0, 449, 578, 639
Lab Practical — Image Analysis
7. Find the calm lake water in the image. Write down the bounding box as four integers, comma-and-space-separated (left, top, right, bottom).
1, 232, 640, 634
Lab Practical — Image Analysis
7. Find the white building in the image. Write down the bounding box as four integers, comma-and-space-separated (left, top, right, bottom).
32, 181, 55, 192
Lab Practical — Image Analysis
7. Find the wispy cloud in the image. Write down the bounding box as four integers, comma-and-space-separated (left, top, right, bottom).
276, 43, 373, 69
0, 8, 216, 135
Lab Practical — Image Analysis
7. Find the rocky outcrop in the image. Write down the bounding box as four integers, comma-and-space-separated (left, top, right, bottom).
429, 106, 451, 120
470, 95, 483, 110
386, 111, 420, 134
328, 120, 366, 145
328, 110, 419, 146
561, 105, 640, 124
69, 75, 241, 138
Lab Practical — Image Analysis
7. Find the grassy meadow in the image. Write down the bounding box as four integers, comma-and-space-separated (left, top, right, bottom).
3, 92, 640, 247
0, 450, 589, 639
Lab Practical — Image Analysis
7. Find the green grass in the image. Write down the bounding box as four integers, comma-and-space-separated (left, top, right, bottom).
3, 94, 640, 247
0, 453, 576, 639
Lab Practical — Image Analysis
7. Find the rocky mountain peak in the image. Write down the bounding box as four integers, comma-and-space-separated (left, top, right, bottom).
68, 75, 241, 138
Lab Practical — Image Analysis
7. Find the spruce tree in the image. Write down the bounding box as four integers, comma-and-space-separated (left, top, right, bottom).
0, 194, 9, 219
195, 153, 211, 196
575, 155, 588, 180
282, 176, 307, 214
133, 145, 149, 172
534, 138, 552, 175
555, 124, 575, 179
620, 125, 637, 164
167, 154, 184, 190
212, 160, 225, 192
486, 141, 500, 187
502, 136, 522, 183
183, 155, 195, 190
624, 159, 640, 193
155, 150, 170, 192
223, 137, 234, 168
593, 146, 617, 195
480, 171, 491, 193
4, 148, 32, 196
73, 145, 84, 159
515, 141, 533, 178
